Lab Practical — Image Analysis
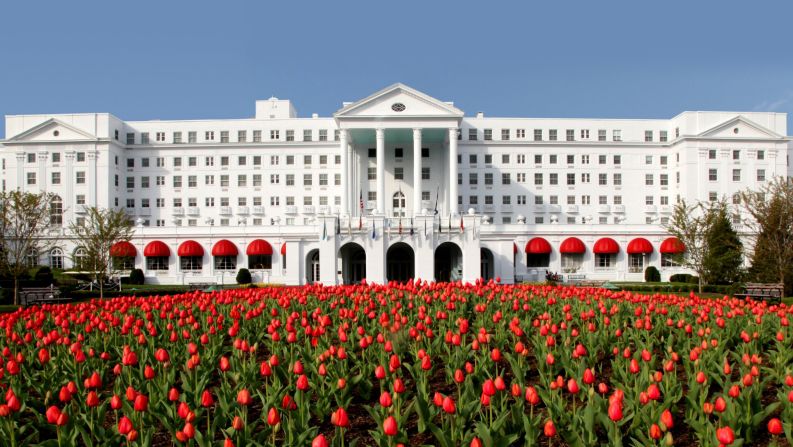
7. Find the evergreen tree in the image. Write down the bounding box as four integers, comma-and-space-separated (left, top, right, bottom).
702, 201, 743, 285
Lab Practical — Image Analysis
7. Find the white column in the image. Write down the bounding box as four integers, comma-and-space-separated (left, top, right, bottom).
413, 128, 422, 216
448, 128, 459, 215
64, 151, 75, 224
376, 128, 385, 214
340, 129, 349, 216
37, 151, 48, 192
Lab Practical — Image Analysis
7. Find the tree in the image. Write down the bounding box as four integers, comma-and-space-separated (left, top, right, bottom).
740, 177, 793, 295
665, 199, 714, 294
701, 201, 743, 285
0, 191, 60, 305
68, 207, 134, 299
236, 268, 252, 285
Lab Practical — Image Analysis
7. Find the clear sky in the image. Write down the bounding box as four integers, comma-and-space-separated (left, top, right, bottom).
1, 0, 792, 137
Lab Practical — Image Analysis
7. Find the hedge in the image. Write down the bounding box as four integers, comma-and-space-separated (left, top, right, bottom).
66, 287, 191, 300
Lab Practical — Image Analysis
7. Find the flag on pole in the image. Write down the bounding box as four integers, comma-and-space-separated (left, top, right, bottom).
371, 220, 376, 240
348, 216, 352, 237
448, 213, 452, 232
410, 218, 414, 236
424, 219, 427, 238
336, 217, 340, 235
359, 190, 364, 230
460, 216, 465, 233
433, 186, 439, 216
322, 220, 327, 241
398, 216, 402, 235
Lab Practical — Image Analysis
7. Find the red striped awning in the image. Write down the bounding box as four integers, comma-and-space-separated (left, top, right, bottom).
143, 241, 170, 257
627, 237, 653, 254
212, 239, 238, 257
559, 237, 586, 254
110, 241, 136, 257
247, 239, 273, 256
177, 240, 204, 257
660, 237, 685, 254
525, 237, 552, 254
280, 243, 286, 256
593, 237, 620, 254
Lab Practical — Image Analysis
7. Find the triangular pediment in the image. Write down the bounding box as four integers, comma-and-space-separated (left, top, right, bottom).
698, 115, 784, 139
334, 83, 464, 119
6, 118, 99, 143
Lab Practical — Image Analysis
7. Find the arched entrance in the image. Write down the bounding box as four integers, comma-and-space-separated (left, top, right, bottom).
480, 248, 494, 281
434, 242, 463, 282
305, 249, 320, 284
387, 242, 414, 282
339, 243, 366, 284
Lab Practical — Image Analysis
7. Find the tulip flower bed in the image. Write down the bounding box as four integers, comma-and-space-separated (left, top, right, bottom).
0, 281, 792, 447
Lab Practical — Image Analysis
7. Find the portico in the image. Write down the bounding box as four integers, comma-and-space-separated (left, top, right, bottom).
334, 83, 464, 218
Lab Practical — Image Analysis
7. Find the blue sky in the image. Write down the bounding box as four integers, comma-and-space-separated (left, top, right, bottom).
1, 0, 792, 137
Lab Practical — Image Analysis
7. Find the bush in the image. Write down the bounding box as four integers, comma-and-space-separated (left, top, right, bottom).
669, 274, 700, 284
128, 269, 145, 285
236, 268, 252, 285
644, 266, 661, 282
34, 266, 55, 286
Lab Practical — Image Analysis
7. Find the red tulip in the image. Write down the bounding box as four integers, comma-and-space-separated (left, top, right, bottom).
567, 378, 580, 394
543, 420, 556, 437
393, 378, 405, 394
154, 348, 169, 363
660, 409, 673, 429
201, 390, 214, 407
768, 418, 783, 435
86, 391, 100, 407
133, 395, 148, 412
375, 365, 386, 380
183, 422, 195, 439
296, 374, 310, 391
219, 356, 231, 372
608, 402, 623, 422
383, 416, 398, 436
46, 406, 61, 424
716, 426, 735, 445
232, 416, 244, 431
237, 389, 252, 406
442, 396, 456, 414
714, 396, 726, 413
483, 379, 496, 396
380, 391, 393, 408
312, 434, 329, 447
110, 394, 122, 410
421, 355, 431, 370
332, 407, 349, 428
471, 437, 483, 447
266, 407, 280, 426
583, 368, 595, 385
649, 424, 662, 440
38, 348, 50, 365
118, 416, 133, 435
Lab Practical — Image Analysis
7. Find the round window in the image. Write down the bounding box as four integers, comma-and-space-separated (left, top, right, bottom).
391, 103, 406, 112
733, 127, 739, 134
53, 130, 60, 137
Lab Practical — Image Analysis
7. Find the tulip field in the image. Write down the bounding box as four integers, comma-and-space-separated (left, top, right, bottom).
1, 281, 792, 447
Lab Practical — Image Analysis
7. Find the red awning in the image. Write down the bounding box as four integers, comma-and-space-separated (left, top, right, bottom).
593, 237, 620, 254
525, 237, 552, 254
177, 240, 204, 257
660, 237, 685, 254
212, 239, 238, 257
627, 237, 653, 254
143, 241, 170, 257
110, 241, 136, 257
280, 243, 286, 256
559, 237, 586, 254
246, 239, 274, 256
513, 242, 518, 254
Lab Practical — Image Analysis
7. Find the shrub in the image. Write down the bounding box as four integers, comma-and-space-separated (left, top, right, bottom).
129, 269, 145, 285
34, 266, 54, 286
644, 266, 661, 282
236, 268, 252, 285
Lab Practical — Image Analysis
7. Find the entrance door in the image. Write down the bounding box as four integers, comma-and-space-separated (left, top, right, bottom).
387, 243, 415, 282
306, 250, 320, 284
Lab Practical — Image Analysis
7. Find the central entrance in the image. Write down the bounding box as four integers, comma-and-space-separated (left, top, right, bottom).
434, 242, 463, 282
480, 248, 494, 281
339, 242, 366, 284
386, 242, 415, 282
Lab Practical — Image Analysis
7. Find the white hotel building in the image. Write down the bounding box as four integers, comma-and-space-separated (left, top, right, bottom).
1, 83, 790, 285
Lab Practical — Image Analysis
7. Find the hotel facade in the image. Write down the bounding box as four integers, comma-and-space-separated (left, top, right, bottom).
1, 84, 790, 285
